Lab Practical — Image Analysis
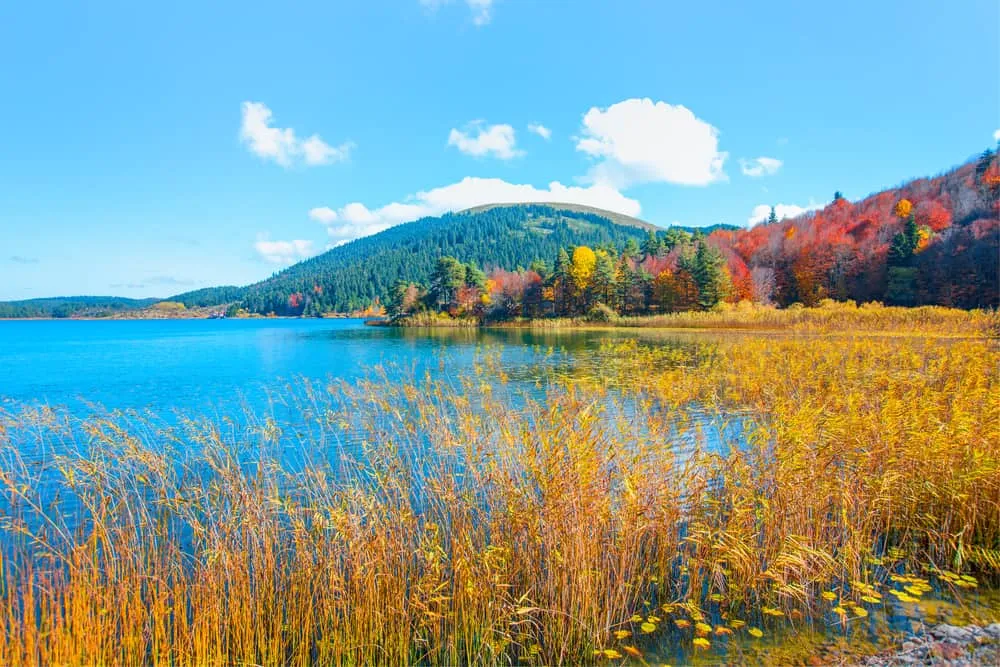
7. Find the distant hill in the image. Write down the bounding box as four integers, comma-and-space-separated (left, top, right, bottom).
461, 202, 661, 231
234, 204, 675, 314
463, 202, 739, 236
0, 296, 159, 318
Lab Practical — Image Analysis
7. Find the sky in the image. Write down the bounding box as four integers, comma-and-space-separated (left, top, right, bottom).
1, 0, 998, 301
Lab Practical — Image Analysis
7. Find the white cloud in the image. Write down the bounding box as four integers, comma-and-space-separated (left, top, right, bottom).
254, 237, 316, 264
308, 206, 338, 224
240, 102, 352, 168
448, 122, 522, 159
994, 129, 1000, 141
313, 177, 641, 244
527, 123, 552, 140
576, 98, 727, 187
740, 156, 783, 177
747, 201, 823, 226
419, 0, 494, 26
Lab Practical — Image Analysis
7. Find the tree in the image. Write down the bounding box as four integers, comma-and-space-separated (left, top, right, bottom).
833, 191, 844, 202
464, 262, 486, 289
641, 231, 662, 258
622, 238, 641, 260
767, 207, 778, 225
569, 246, 597, 292
553, 247, 572, 314
429, 256, 467, 312
888, 215, 919, 267
591, 249, 617, 308
689, 239, 728, 309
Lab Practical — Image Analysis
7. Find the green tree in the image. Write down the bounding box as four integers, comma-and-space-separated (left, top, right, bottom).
767, 207, 778, 225
592, 249, 617, 308
429, 256, 467, 311
464, 262, 486, 289
690, 239, 728, 309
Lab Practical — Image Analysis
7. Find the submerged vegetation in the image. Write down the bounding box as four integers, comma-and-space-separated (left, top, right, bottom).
0, 322, 997, 664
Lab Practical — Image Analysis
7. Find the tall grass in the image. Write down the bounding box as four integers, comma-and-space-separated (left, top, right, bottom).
498, 301, 999, 337
0, 331, 996, 664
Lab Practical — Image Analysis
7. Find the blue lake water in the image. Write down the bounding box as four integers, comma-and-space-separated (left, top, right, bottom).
0, 319, 575, 414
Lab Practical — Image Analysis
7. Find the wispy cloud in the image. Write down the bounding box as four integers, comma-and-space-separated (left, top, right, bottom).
527, 123, 551, 140
420, 0, 494, 26
240, 101, 353, 168
739, 156, 783, 178
254, 237, 316, 264
8, 255, 39, 264
109, 276, 196, 290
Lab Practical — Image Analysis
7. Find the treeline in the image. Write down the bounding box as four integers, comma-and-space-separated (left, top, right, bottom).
232, 205, 667, 316
0, 296, 158, 319
387, 230, 732, 321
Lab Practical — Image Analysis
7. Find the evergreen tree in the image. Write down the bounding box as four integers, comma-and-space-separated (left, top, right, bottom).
622, 237, 641, 260
592, 249, 617, 307
767, 207, 778, 225
691, 239, 727, 309
464, 262, 486, 288
641, 230, 661, 258
429, 256, 467, 311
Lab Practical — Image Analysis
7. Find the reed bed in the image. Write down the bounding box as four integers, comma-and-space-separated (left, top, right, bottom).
502, 301, 999, 337
0, 331, 996, 665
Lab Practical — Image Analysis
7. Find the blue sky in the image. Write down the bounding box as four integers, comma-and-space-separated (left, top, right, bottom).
1, 0, 997, 300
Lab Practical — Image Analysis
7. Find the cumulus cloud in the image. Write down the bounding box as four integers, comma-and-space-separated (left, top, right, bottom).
308, 207, 338, 224
448, 122, 522, 159
576, 98, 727, 187
420, 0, 494, 25
747, 201, 823, 226
740, 156, 783, 177
528, 123, 551, 140
313, 177, 641, 244
254, 237, 316, 264
994, 129, 1000, 141
240, 102, 352, 168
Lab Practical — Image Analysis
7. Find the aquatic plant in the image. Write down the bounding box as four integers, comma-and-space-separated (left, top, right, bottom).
0, 322, 996, 664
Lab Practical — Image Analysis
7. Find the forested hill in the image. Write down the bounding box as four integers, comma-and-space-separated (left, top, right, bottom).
0, 296, 159, 318
235, 204, 682, 315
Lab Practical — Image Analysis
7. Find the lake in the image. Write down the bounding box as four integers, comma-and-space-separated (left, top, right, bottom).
0, 318, 635, 414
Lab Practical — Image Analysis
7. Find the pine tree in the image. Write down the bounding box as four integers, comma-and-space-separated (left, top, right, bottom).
691, 239, 727, 309
767, 207, 778, 225
592, 249, 617, 308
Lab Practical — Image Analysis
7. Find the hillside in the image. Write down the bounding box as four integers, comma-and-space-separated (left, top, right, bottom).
706, 150, 998, 309
232, 204, 668, 315
462, 202, 660, 231
0, 296, 159, 319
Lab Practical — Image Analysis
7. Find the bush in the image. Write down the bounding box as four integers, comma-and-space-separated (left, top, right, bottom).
586, 303, 618, 323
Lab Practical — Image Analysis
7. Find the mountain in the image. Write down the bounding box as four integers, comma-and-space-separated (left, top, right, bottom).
461, 202, 658, 231
231, 204, 677, 315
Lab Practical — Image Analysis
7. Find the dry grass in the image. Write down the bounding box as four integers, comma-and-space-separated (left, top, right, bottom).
497, 301, 999, 338
0, 326, 996, 665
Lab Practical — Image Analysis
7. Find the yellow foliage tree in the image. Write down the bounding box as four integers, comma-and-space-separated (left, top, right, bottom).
569, 246, 597, 291
894, 198, 913, 218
